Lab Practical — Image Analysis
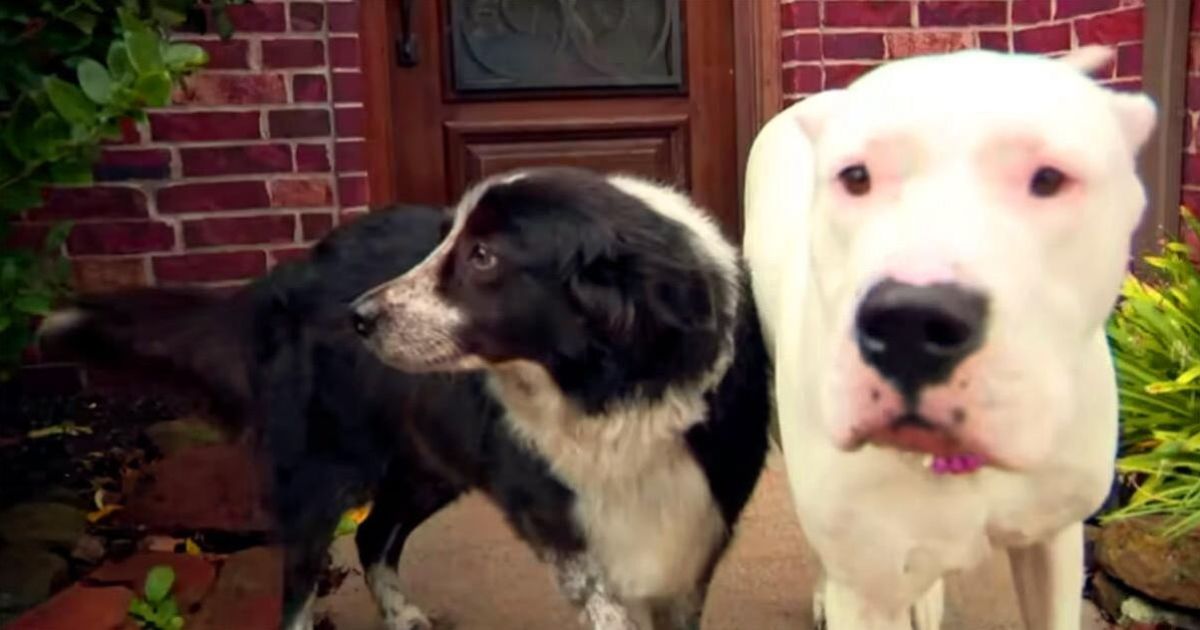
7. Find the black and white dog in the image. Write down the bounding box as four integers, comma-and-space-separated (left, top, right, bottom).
41, 167, 771, 630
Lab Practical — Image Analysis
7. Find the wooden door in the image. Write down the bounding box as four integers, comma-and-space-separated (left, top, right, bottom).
363, 0, 744, 236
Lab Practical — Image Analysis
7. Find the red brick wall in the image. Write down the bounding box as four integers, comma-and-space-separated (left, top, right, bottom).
1183, 0, 1200, 224
780, 0, 1145, 104
13, 0, 366, 295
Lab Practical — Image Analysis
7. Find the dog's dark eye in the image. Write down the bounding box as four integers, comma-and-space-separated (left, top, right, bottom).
1030, 167, 1067, 197
468, 243, 497, 271
838, 165, 871, 196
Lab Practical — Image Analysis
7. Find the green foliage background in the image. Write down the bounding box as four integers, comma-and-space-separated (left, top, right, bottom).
1104, 208, 1200, 537
0, 0, 245, 377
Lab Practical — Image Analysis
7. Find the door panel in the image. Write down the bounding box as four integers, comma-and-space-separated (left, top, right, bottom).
444, 116, 688, 199
374, 0, 739, 236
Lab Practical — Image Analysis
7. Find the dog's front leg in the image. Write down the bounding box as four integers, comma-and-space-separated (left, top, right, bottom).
1008, 522, 1084, 630
819, 578, 932, 630
555, 556, 646, 630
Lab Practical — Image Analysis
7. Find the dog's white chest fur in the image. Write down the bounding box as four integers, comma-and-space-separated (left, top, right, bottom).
489, 363, 726, 601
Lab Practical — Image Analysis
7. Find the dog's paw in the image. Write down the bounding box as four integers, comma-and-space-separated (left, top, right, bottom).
381, 603, 434, 630
811, 582, 827, 630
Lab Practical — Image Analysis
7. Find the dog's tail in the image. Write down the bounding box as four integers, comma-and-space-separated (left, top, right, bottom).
37, 286, 259, 419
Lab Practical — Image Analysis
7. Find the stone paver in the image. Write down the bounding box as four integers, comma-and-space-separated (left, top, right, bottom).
5, 585, 133, 630
188, 546, 282, 630
314, 453, 1116, 629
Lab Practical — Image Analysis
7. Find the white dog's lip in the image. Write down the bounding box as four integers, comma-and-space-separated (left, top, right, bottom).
865, 414, 989, 474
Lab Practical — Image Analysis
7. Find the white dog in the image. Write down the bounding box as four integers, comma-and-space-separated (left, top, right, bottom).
743, 47, 1156, 629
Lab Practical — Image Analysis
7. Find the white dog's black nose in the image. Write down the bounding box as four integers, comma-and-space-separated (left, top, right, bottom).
350, 299, 380, 337
855, 281, 988, 394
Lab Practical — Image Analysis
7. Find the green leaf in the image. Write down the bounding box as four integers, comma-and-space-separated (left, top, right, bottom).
61, 7, 98, 34
107, 42, 132, 80
0, 314, 10, 333
43, 222, 73, 252
77, 59, 113, 104
135, 72, 173, 108
0, 179, 44, 212
49, 158, 92, 185
117, 6, 147, 34
143, 565, 175, 603
125, 29, 164, 75
13, 293, 51, 315
32, 113, 71, 160
43, 77, 96, 126
164, 43, 207, 70
215, 11, 235, 40
152, 7, 189, 28
4, 96, 42, 162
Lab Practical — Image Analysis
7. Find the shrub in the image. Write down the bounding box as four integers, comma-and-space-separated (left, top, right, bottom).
1103, 207, 1200, 537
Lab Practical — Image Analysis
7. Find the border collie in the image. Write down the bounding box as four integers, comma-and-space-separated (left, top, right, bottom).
41, 167, 770, 630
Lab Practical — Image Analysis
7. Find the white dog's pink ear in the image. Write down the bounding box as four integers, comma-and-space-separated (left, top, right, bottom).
1058, 45, 1114, 75
1108, 92, 1158, 154
787, 89, 848, 139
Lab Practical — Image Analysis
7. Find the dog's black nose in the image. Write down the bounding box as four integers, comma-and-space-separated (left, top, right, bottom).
350, 300, 379, 337
854, 280, 988, 393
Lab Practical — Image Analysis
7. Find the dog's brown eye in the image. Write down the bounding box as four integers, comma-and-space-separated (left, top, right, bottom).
838, 165, 871, 196
468, 243, 497, 270
1030, 167, 1067, 197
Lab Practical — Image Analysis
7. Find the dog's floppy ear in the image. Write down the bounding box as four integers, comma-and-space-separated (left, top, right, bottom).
640, 258, 719, 333
786, 89, 848, 140
1108, 92, 1157, 155
1058, 45, 1114, 75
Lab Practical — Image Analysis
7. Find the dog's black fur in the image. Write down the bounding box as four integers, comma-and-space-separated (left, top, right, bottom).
44, 171, 771, 628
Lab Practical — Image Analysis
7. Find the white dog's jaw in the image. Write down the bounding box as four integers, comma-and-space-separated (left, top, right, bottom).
746, 46, 1151, 616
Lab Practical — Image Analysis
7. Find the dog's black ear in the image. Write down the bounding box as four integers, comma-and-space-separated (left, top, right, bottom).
641, 261, 720, 334
566, 257, 637, 344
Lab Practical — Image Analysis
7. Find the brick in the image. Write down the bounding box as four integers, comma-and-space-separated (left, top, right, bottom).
887, 31, 974, 59
1056, 0, 1120, 19
271, 179, 333, 207
1117, 43, 1142, 78
338, 176, 368, 207
978, 31, 1010, 52
262, 39, 325, 68
6, 585, 133, 630
1014, 24, 1071, 54
824, 1, 910, 27
91, 553, 216, 609
176, 74, 287, 105
1191, 37, 1200, 74
1103, 78, 1141, 93
338, 209, 367, 225
334, 107, 365, 137
1075, 9, 1143, 46
290, 2, 324, 31
154, 251, 267, 283
181, 145, 293, 177
330, 36, 360, 68
293, 74, 329, 102
1190, 79, 1200, 112
336, 140, 366, 172
270, 247, 311, 265
72, 258, 148, 293
301, 213, 334, 240
919, 1, 1007, 26
183, 215, 296, 248
825, 64, 877, 90
1185, 113, 1196, 154
180, 39, 249, 69
225, 3, 286, 32
328, 2, 359, 32
102, 117, 141, 145
783, 65, 822, 95
296, 144, 332, 172
30, 187, 147, 221
822, 33, 884, 60
333, 72, 364, 103
782, 33, 820, 62
94, 148, 171, 181
158, 181, 271, 214
1012, 0, 1052, 24
66, 221, 175, 255
269, 109, 331, 138
150, 112, 261, 141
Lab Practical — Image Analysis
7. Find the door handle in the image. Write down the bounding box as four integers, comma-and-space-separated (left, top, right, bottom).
396, 0, 420, 67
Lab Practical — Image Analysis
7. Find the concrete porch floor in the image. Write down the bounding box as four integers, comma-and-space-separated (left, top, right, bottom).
315, 452, 1111, 630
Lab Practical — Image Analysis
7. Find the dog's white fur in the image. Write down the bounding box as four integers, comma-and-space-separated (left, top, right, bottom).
744, 47, 1156, 628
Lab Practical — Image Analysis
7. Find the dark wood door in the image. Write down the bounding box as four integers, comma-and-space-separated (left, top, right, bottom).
363, 0, 741, 236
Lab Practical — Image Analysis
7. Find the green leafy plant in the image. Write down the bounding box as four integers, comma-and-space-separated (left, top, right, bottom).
0, 0, 246, 378
1103, 206, 1200, 537
128, 564, 184, 630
